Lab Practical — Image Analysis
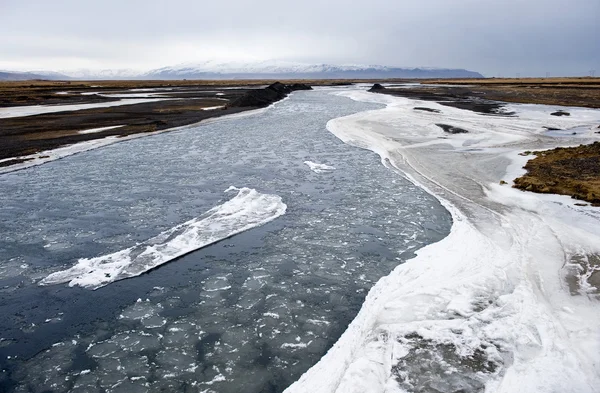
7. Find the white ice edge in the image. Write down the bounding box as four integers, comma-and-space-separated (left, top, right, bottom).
40, 187, 286, 290
78, 125, 124, 134
285, 89, 600, 393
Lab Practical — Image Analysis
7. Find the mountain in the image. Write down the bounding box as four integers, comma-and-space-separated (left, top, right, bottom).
0, 70, 71, 81
142, 60, 483, 79
59, 68, 141, 80
3, 61, 483, 81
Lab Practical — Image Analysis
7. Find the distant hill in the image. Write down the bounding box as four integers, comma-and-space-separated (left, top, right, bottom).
142, 61, 484, 80
2, 61, 484, 80
0, 71, 71, 81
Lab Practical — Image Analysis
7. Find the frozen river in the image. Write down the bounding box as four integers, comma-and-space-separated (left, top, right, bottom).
0, 89, 451, 392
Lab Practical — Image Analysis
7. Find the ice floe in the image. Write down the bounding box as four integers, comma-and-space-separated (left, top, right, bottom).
304, 161, 336, 173
40, 187, 286, 289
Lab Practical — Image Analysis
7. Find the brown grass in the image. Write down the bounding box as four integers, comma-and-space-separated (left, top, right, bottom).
418, 77, 600, 108
424, 77, 600, 86
513, 142, 600, 205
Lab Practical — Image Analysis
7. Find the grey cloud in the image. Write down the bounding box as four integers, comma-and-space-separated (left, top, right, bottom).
0, 0, 598, 76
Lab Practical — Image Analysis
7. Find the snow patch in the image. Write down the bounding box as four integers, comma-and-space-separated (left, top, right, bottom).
78, 125, 124, 134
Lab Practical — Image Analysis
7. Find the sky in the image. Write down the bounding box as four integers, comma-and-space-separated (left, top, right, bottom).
0, 0, 598, 77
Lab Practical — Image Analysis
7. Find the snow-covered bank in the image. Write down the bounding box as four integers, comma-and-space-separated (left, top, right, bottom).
286, 90, 600, 392
40, 187, 286, 289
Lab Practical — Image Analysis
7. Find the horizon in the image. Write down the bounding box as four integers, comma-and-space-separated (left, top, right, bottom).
1, 59, 596, 79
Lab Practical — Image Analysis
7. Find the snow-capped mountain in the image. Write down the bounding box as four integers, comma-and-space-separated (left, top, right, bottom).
58, 68, 142, 80
0, 70, 71, 81
143, 60, 483, 79
2, 60, 483, 80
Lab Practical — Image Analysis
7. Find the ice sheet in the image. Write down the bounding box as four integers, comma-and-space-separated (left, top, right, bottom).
40, 187, 286, 289
285, 90, 600, 393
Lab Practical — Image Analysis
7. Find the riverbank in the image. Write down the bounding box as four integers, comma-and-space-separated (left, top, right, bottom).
372, 77, 600, 109
0, 82, 311, 167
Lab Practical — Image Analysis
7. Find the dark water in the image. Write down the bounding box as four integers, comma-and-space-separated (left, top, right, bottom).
0, 89, 451, 392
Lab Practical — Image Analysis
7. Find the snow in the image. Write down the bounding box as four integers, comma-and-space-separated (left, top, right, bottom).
78, 125, 124, 134
0, 98, 176, 119
304, 160, 336, 173
146, 60, 390, 76
58, 68, 143, 79
285, 89, 600, 393
40, 187, 287, 289
143, 60, 478, 77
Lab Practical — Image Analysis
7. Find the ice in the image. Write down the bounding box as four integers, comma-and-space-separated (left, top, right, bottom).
119, 299, 163, 321
78, 125, 124, 134
40, 187, 286, 289
0, 98, 176, 119
285, 90, 600, 393
304, 160, 336, 173
203, 275, 232, 292
0, 136, 124, 175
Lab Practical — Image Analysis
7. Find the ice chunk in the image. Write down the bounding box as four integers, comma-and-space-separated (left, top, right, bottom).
78, 125, 124, 134
40, 187, 286, 289
304, 161, 336, 173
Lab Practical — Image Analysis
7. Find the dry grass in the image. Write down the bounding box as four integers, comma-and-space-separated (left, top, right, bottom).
513, 142, 600, 205
424, 77, 600, 86
391, 77, 600, 108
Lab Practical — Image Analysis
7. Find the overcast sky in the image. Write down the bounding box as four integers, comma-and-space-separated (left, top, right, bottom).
1, 0, 598, 76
